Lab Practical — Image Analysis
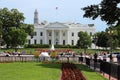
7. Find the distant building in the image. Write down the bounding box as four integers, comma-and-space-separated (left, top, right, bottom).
27, 10, 96, 46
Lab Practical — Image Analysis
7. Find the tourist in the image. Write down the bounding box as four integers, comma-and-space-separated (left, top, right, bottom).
94, 53, 98, 70
103, 53, 107, 62
109, 53, 113, 62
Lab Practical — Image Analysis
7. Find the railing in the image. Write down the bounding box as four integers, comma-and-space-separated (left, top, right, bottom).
79, 57, 120, 80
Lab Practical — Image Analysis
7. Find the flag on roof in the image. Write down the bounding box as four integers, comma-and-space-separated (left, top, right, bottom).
56, 7, 58, 10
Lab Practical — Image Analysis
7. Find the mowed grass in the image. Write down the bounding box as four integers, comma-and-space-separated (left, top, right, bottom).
0, 62, 61, 80
76, 64, 108, 80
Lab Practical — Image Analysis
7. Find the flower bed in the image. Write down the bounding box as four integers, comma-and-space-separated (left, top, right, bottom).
61, 63, 86, 80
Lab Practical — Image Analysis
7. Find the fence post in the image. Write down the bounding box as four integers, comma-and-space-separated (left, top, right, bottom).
118, 65, 120, 80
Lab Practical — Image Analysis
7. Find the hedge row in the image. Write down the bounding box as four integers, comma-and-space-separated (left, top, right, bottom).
24, 44, 78, 48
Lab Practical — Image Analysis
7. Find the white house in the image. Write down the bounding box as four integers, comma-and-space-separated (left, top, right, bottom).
27, 10, 96, 46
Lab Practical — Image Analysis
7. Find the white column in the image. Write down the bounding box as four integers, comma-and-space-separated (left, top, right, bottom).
44, 30, 47, 44
67, 30, 70, 44
59, 30, 62, 45
52, 29, 54, 45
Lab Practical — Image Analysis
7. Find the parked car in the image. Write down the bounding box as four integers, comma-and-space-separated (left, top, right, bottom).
111, 52, 120, 57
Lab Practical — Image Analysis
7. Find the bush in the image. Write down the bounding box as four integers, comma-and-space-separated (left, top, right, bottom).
24, 44, 50, 48
24, 44, 78, 48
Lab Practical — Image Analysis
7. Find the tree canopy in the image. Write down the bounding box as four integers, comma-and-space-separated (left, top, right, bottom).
0, 8, 34, 49
77, 31, 92, 49
82, 0, 120, 26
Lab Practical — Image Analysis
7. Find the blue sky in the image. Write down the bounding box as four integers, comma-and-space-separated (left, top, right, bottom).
0, 0, 108, 31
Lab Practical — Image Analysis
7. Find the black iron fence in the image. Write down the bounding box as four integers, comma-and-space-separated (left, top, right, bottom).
79, 57, 120, 80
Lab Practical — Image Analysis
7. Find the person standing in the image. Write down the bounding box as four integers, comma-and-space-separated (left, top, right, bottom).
94, 53, 98, 70
109, 53, 113, 62
103, 53, 107, 62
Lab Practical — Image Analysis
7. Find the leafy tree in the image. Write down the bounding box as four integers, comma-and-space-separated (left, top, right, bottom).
3, 28, 27, 51
77, 31, 92, 53
0, 8, 34, 48
92, 32, 100, 45
0, 8, 25, 48
82, 0, 120, 26
21, 24, 34, 38
0, 8, 25, 31
96, 31, 109, 48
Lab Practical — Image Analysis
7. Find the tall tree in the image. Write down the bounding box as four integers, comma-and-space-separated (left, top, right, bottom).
0, 8, 34, 49
0, 8, 25, 31
77, 31, 92, 53
21, 24, 34, 38
3, 28, 27, 51
96, 31, 109, 48
82, 0, 120, 26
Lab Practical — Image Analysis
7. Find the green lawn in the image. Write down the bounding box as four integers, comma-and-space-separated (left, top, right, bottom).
0, 62, 61, 80
76, 64, 108, 80
0, 62, 108, 80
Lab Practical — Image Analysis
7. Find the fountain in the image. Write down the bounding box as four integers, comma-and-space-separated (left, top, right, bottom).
50, 44, 55, 50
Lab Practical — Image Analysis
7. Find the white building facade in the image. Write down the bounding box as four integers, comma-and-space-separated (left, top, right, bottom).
27, 10, 96, 46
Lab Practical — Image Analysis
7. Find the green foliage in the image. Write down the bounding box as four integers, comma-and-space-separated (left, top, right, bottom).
0, 8, 25, 30
96, 31, 109, 48
3, 28, 27, 49
24, 44, 50, 48
21, 24, 34, 37
82, 0, 120, 26
77, 31, 92, 49
0, 8, 34, 49
55, 44, 77, 48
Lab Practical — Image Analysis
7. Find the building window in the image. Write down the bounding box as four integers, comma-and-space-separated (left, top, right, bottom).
40, 32, 43, 36
72, 32, 74, 36
34, 39, 37, 44
40, 39, 42, 44
56, 39, 59, 45
90, 32, 92, 36
28, 40, 31, 44
34, 32, 37, 36
63, 32, 65, 36
49, 32, 51, 36
49, 40, 51, 45
72, 40, 74, 45
63, 40, 65, 45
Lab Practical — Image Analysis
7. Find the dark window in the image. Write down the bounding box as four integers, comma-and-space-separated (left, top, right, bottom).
72, 32, 74, 36
40, 32, 43, 36
49, 32, 51, 36
34, 39, 37, 44
63, 40, 65, 45
49, 40, 51, 45
90, 32, 92, 36
72, 40, 74, 45
40, 40, 42, 44
56, 39, 58, 45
